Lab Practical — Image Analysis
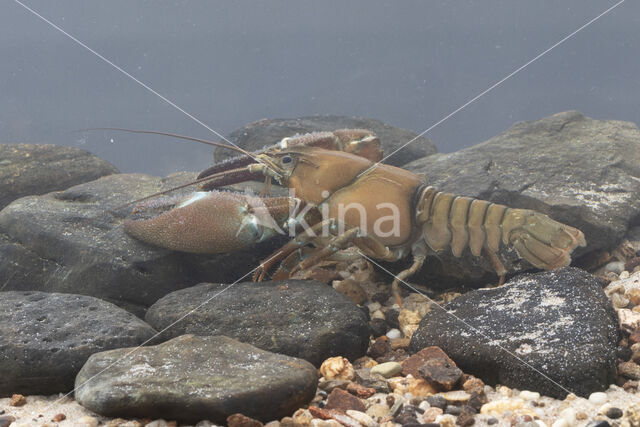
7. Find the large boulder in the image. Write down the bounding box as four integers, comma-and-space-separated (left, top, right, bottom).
409, 267, 619, 398
0, 143, 119, 210
75, 335, 318, 424
0, 173, 284, 316
0, 291, 156, 396
403, 111, 640, 288
145, 280, 370, 366
216, 115, 437, 166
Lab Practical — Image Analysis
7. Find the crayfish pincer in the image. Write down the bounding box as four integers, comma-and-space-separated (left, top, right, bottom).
122, 129, 586, 302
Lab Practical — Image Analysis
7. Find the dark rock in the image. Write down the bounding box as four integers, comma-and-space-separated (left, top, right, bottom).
385, 308, 400, 329
144, 280, 369, 366
75, 335, 317, 424
218, 115, 437, 167
324, 388, 366, 413
0, 291, 156, 396
394, 406, 419, 425
405, 111, 640, 287
445, 405, 461, 415
409, 267, 619, 398
0, 173, 283, 316
354, 368, 390, 393
419, 358, 463, 391
585, 421, 611, 427
0, 144, 118, 210
425, 395, 447, 410
370, 318, 388, 337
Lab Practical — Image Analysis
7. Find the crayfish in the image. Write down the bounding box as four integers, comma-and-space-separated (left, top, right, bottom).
118, 128, 586, 302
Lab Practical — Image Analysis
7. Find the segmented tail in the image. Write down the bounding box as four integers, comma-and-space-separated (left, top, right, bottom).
415, 186, 586, 271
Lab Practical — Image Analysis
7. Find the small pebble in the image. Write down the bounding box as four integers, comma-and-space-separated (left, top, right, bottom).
319, 356, 355, 381
370, 361, 402, 378
588, 391, 608, 405
9, 394, 26, 407
487, 418, 499, 425
620, 270, 630, 279
78, 416, 99, 427
52, 413, 66, 422
551, 420, 569, 427
371, 309, 385, 320
0, 415, 17, 427
386, 328, 402, 339
605, 406, 623, 419
425, 395, 447, 409
519, 390, 540, 401
345, 410, 374, 426
604, 261, 625, 274
585, 421, 611, 427
559, 407, 576, 425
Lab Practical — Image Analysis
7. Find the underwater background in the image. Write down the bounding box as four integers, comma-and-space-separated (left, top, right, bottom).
1, 0, 638, 175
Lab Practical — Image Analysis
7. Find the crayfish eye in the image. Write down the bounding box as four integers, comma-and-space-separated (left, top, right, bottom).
281, 155, 293, 165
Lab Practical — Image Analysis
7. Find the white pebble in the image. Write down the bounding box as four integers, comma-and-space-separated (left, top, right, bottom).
598, 403, 612, 415
534, 420, 548, 427
419, 400, 431, 411
559, 407, 576, 425
371, 309, 385, 320
519, 390, 540, 401
588, 391, 608, 405
367, 302, 382, 312
551, 420, 569, 427
346, 410, 375, 427
77, 417, 99, 427
604, 261, 625, 274
386, 328, 402, 339
620, 270, 630, 279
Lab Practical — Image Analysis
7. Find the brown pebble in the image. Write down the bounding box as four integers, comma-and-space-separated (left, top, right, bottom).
308, 406, 360, 427
52, 413, 66, 422
623, 380, 639, 391
402, 346, 457, 377
346, 382, 376, 398
368, 336, 390, 359
333, 279, 367, 304
630, 331, 640, 345
419, 358, 463, 391
390, 338, 411, 350
9, 394, 26, 407
227, 413, 264, 427
325, 387, 366, 413
462, 377, 485, 395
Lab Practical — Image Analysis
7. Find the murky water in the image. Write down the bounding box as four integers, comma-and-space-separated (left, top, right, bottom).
1, 0, 638, 175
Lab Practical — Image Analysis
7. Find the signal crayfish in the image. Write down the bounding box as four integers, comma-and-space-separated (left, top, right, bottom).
118, 128, 586, 302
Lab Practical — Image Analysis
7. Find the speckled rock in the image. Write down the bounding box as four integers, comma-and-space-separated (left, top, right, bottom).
0, 144, 118, 210
405, 111, 640, 287
409, 267, 619, 398
75, 335, 318, 424
0, 291, 156, 396
217, 115, 437, 166
0, 173, 284, 316
145, 280, 369, 366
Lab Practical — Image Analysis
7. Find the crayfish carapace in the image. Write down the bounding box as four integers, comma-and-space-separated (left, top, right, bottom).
120, 129, 586, 302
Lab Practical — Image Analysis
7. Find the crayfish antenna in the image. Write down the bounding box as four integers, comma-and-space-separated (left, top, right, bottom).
78, 127, 255, 158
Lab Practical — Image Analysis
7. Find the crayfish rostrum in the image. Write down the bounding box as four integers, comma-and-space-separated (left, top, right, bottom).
121, 129, 586, 301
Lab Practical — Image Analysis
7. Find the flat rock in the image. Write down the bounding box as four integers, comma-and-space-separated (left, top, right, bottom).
409, 267, 619, 398
0, 291, 156, 396
0, 173, 284, 316
145, 280, 369, 366
404, 111, 640, 287
0, 144, 118, 210
217, 115, 437, 166
74, 334, 318, 424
